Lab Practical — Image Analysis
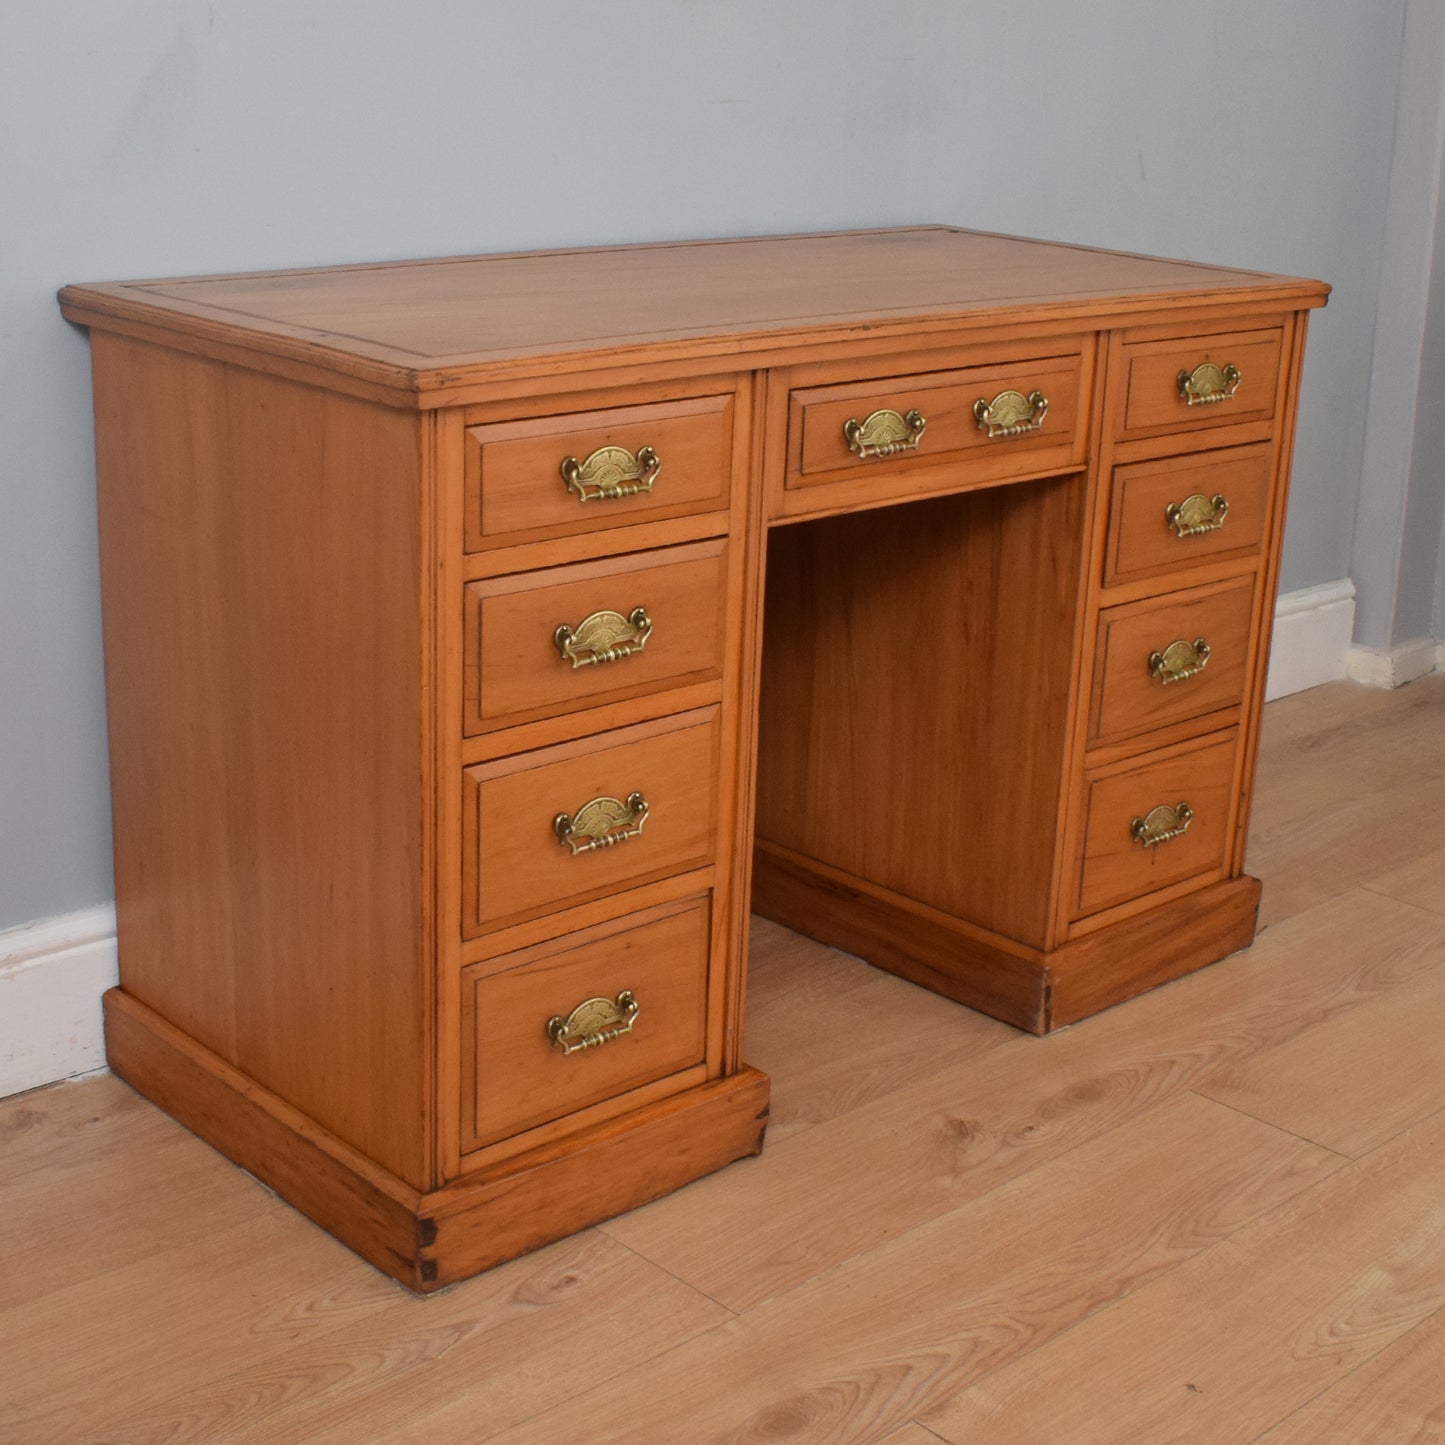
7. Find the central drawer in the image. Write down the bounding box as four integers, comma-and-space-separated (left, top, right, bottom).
461, 708, 721, 936
784, 346, 1087, 504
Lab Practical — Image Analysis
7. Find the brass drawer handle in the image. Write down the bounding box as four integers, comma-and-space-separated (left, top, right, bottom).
974, 388, 1048, 439
1166, 492, 1230, 538
1149, 637, 1211, 686
555, 606, 653, 669
554, 791, 649, 855
843, 407, 926, 459
1131, 801, 1194, 849
560, 445, 660, 502
547, 990, 640, 1054
1177, 362, 1241, 407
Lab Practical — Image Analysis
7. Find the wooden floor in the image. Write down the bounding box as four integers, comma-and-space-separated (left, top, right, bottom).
4, 677, 1445, 1444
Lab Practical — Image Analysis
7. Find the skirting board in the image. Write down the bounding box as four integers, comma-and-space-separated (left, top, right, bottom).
0, 579, 1371, 1102
1265, 578, 1357, 701
0, 904, 117, 1098
1347, 637, 1445, 688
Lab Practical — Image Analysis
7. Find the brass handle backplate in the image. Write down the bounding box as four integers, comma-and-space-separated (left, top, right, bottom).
554, 791, 649, 855
1131, 801, 1194, 849
1177, 362, 1241, 407
973, 389, 1048, 439
843, 407, 927, 459
1166, 493, 1230, 538
560, 445, 660, 502
1149, 637, 1211, 686
547, 990, 640, 1054
555, 607, 653, 669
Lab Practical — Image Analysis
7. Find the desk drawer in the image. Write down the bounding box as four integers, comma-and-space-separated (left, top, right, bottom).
465, 393, 734, 549
1118, 328, 1283, 441
462, 897, 710, 1150
788, 351, 1085, 491
1090, 577, 1256, 746
463, 539, 728, 734
1075, 731, 1238, 918
462, 709, 720, 936
1105, 444, 1273, 585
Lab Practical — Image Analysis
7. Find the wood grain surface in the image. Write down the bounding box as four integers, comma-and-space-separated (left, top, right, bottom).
89, 331, 433, 1188
59, 227, 1328, 401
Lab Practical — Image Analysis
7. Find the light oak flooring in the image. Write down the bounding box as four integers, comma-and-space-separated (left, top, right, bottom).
3, 677, 1444, 1443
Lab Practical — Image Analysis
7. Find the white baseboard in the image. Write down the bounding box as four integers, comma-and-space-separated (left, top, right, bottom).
1265, 578, 1358, 701
0, 905, 117, 1099
1346, 636, 1444, 688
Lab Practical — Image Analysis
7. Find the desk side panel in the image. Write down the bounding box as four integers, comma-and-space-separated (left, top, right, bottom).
90, 332, 432, 1188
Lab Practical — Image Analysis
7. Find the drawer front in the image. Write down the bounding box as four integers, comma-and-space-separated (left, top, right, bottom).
1091, 577, 1256, 746
1106, 444, 1273, 585
464, 539, 728, 734
463, 898, 710, 1150
1075, 731, 1238, 918
465, 392, 734, 549
462, 709, 720, 936
1119, 328, 1283, 440
789, 352, 1084, 489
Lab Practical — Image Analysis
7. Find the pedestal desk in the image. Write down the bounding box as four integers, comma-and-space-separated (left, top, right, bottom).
60, 228, 1329, 1290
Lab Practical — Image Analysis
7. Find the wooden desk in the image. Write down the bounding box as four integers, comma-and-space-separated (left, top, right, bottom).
60, 228, 1328, 1290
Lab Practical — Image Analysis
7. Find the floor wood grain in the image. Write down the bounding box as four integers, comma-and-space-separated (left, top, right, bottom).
919, 1108, 1445, 1444
2, 677, 1443, 1444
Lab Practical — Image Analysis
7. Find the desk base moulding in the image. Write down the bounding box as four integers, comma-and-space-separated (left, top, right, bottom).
104, 989, 769, 1292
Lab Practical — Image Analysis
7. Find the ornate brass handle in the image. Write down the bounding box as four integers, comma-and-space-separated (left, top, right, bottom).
1177, 362, 1241, 407
973, 389, 1049, 439
1131, 802, 1194, 849
547, 990, 640, 1055
1149, 637, 1211, 686
555, 607, 652, 669
843, 408, 926, 459
554, 791, 649, 855
560, 445, 661, 502
1166, 493, 1230, 538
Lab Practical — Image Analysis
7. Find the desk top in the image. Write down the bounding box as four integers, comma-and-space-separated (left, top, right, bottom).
60, 226, 1329, 400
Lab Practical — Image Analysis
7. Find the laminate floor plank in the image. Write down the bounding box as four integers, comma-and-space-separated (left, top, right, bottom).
1251, 1310, 1445, 1443
0, 1070, 151, 1185
490, 1094, 1340, 1444
1364, 844, 1445, 916
743, 919, 1017, 1143
600, 886, 1442, 1312
0, 1208, 386, 1443
918, 1107, 1445, 1445
1246, 676, 1445, 925
878, 1424, 952, 1444
1196, 947, 1445, 1156
60, 1231, 729, 1445
0, 1075, 276, 1311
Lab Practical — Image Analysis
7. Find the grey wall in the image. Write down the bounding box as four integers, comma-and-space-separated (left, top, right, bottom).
1351, 0, 1445, 653
0, 0, 1409, 929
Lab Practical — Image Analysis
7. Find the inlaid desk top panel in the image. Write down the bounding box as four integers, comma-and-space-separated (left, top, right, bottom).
60, 226, 1327, 399
65, 226, 1328, 1290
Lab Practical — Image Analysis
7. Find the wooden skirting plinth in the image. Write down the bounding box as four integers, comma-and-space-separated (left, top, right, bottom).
751, 843, 1262, 1034
103, 988, 769, 1292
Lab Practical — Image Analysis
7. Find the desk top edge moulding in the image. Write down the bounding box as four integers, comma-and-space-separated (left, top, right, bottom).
61, 227, 1328, 1290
